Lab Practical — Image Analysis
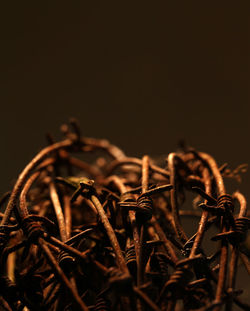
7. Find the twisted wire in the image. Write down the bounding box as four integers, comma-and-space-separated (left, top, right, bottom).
58, 249, 76, 273
233, 217, 250, 239
159, 256, 205, 299
120, 192, 135, 203
94, 295, 110, 311
22, 216, 45, 244
217, 194, 234, 213
125, 245, 136, 274
163, 266, 193, 293
136, 194, 153, 223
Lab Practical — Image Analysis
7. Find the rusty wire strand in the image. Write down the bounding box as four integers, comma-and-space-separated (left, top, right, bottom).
0, 120, 249, 311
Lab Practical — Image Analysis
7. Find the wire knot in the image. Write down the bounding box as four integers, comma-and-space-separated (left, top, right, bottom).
136, 194, 153, 223
58, 249, 76, 273
22, 216, 45, 244
211, 217, 250, 244
217, 194, 234, 213
120, 192, 135, 203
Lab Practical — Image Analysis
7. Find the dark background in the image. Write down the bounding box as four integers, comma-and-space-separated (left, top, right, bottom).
0, 1, 249, 196
0, 1, 249, 191
0, 1, 249, 305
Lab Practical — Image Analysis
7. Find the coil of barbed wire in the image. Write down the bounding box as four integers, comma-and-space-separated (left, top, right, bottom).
0, 119, 249, 311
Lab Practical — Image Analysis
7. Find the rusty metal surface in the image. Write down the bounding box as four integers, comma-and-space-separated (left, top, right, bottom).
0, 120, 249, 311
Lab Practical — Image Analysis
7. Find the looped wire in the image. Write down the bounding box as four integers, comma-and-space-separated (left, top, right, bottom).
94, 294, 110, 311
58, 249, 76, 273
162, 266, 193, 294
198, 195, 234, 221
234, 217, 250, 240
160, 255, 205, 298
120, 192, 135, 203
136, 194, 153, 223
217, 194, 234, 213
211, 217, 250, 244
125, 245, 136, 274
22, 216, 46, 244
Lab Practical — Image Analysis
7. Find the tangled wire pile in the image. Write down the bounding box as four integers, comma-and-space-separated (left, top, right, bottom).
0, 119, 249, 311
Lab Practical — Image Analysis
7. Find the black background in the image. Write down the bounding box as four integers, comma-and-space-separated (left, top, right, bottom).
0, 1, 249, 194
0, 1, 249, 193
0, 1, 249, 305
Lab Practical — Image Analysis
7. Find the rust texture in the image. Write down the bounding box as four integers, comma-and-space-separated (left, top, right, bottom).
0, 119, 249, 311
